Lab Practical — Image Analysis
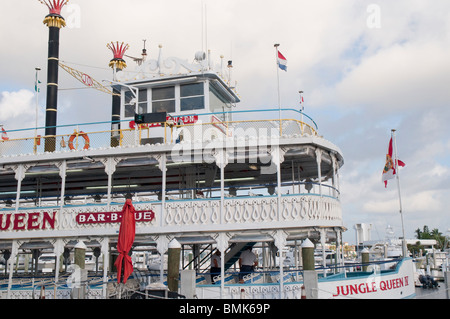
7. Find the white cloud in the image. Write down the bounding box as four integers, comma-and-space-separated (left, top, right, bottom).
335, 41, 450, 114
363, 190, 443, 214
0, 90, 39, 133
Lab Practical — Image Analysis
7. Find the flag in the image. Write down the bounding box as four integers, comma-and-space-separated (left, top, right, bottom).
382, 137, 405, 187
277, 51, 287, 71
35, 73, 41, 93
1, 127, 9, 141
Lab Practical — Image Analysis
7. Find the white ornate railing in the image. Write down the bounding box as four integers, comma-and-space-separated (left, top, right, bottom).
0, 194, 341, 239
164, 195, 341, 229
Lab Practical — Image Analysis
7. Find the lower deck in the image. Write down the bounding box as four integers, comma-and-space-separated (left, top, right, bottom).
0, 257, 416, 299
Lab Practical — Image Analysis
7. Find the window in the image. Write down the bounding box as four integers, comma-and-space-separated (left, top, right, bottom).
124, 89, 148, 117
138, 89, 147, 114
180, 83, 204, 111
209, 85, 229, 121
152, 86, 175, 113
124, 91, 135, 118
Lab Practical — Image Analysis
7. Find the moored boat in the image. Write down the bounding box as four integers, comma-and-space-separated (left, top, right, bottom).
0, 1, 416, 300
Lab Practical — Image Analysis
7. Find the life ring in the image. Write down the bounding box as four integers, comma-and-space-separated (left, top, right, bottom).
68, 131, 90, 150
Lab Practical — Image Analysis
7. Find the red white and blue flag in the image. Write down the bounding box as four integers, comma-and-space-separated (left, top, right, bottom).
277, 51, 287, 71
382, 137, 405, 187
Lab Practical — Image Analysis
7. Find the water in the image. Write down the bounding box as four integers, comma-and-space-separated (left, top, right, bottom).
415, 285, 448, 299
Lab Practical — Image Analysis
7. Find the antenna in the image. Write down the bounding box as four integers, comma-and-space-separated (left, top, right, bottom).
141, 39, 147, 60
124, 40, 148, 66
201, 1, 208, 59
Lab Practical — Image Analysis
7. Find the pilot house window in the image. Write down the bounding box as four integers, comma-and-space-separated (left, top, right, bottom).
152, 86, 175, 113
180, 83, 204, 111
124, 89, 148, 117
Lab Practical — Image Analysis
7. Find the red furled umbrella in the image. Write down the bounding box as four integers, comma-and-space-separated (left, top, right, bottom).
115, 199, 136, 283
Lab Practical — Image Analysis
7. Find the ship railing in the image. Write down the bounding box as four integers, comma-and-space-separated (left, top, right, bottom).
194, 258, 403, 286
0, 180, 340, 211
0, 109, 318, 158
0, 271, 120, 299
0, 259, 401, 289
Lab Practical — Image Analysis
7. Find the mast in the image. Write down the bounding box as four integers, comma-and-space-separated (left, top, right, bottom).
391, 129, 407, 257
274, 44, 281, 135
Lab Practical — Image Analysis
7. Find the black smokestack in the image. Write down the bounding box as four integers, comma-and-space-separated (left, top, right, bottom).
44, 25, 61, 151
40, 1, 68, 152
111, 87, 121, 147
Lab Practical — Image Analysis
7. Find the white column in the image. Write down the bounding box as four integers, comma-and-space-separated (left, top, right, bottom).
315, 149, 322, 196
58, 160, 67, 211
272, 230, 288, 298
158, 154, 167, 228
320, 229, 327, 278
331, 154, 337, 198
101, 237, 110, 299
53, 239, 65, 298
214, 150, 228, 225
215, 233, 230, 299
102, 158, 118, 209
156, 236, 170, 283
6, 240, 19, 299
13, 165, 27, 212
270, 146, 285, 221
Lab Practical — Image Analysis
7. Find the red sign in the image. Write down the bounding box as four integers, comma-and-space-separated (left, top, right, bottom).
76, 210, 155, 224
0, 211, 56, 231
129, 115, 198, 129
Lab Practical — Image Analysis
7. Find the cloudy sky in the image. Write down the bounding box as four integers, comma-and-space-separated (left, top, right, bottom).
1, 0, 450, 243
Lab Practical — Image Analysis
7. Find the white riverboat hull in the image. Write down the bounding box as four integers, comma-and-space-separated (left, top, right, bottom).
195, 258, 416, 299
317, 258, 415, 299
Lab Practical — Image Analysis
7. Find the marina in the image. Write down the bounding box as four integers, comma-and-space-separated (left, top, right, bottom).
1, 1, 449, 301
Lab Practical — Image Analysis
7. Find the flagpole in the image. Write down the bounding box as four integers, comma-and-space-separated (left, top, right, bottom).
391, 129, 407, 257
35, 68, 41, 139
299, 90, 304, 128
274, 44, 281, 136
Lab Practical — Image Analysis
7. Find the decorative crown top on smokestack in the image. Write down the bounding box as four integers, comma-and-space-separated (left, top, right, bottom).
107, 41, 130, 71
39, 0, 69, 28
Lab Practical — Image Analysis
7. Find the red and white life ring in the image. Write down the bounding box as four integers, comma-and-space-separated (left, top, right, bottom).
68, 131, 90, 150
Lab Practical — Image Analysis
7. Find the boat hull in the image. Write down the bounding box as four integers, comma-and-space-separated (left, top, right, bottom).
195, 258, 416, 299
317, 258, 416, 299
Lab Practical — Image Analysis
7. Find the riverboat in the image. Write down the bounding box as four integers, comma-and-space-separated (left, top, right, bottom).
0, 1, 415, 299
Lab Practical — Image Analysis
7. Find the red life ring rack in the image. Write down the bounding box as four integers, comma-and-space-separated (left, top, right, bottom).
68, 131, 90, 150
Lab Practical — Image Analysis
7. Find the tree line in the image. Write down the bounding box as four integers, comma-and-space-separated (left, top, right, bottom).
408, 226, 449, 255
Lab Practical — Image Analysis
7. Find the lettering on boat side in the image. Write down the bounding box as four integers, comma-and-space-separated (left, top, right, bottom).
0, 211, 56, 231
76, 210, 155, 224
332, 276, 409, 297
0, 210, 155, 231
129, 115, 198, 129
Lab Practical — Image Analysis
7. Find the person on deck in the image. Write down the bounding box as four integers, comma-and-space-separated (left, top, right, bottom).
210, 250, 221, 284
239, 247, 258, 283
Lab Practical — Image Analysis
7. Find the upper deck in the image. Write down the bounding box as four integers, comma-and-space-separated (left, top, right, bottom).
0, 108, 344, 241
0, 49, 344, 242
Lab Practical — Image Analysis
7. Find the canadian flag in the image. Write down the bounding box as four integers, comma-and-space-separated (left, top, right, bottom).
382, 137, 405, 187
